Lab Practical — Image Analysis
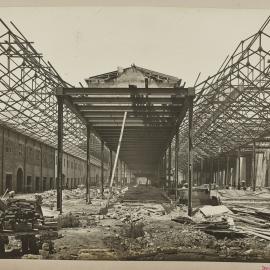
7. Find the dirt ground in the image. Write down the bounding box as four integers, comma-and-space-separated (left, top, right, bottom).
11, 186, 270, 261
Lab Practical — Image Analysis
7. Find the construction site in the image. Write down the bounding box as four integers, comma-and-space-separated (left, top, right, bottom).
1, 9, 270, 263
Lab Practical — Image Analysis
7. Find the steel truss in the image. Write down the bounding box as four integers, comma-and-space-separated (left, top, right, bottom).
177, 16, 270, 171
0, 19, 108, 162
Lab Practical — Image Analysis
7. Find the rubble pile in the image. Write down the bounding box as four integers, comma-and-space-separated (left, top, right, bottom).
106, 202, 166, 223
58, 213, 81, 228
40, 188, 86, 208
9, 185, 270, 261
120, 185, 170, 203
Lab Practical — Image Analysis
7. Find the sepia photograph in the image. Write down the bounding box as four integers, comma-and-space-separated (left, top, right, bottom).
0, 1, 270, 269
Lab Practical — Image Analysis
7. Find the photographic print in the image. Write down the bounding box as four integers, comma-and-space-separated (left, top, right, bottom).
0, 1, 270, 268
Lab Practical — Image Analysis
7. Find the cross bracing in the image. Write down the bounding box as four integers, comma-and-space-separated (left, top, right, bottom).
178, 16, 270, 171
0, 19, 107, 161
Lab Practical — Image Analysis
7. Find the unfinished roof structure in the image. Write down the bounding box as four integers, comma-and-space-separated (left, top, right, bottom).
82, 65, 191, 176
3, 14, 270, 217
0, 19, 109, 163
177, 17, 270, 171
55, 65, 195, 212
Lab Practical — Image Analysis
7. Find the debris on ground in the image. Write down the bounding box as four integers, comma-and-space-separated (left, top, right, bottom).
4, 185, 270, 261
0, 196, 59, 258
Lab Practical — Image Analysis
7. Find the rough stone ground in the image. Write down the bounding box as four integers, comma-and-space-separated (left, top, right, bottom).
12, 186, 270, 261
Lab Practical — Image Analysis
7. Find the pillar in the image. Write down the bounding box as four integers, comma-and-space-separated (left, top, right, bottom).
101, 140, 104, 197
168, 142, 172, 189
200, 158, 203, 185
226, 156, 230, 187
188, 97, 194, 217
253, 141, 256, 191
164, 151, 167, 188
86, 125, 91, 203
57, 96, 63, 213
109, 149, 113, 184
237, 148, 241, 189
175, 131, 179, 200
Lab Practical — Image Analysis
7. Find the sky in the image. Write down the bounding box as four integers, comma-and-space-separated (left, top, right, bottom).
1, 7, 270, 86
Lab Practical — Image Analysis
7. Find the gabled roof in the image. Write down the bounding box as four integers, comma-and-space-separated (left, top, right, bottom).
85, 64, 183, 85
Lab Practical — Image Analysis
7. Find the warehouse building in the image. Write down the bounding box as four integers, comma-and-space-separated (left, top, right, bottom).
0, 124, 113, 195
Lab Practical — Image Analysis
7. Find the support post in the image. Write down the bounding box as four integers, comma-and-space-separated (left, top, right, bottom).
188, 97, 194, 217
164, 151, 167, 188
109, 149, 113, 183
1, 128, 4, 195
175, 131, 179, 201
57, 96, 63, 213
200, 158, 203, 185
86, 124, 91, 203
238, 147, 241, 190
123, 162, 126, 186
226, 156, 230, 187
101, 140, 104, 198
168, 142, 172, 190
210, 158, 213, 184
253, 141, 256, 191
217, 157, 220, 187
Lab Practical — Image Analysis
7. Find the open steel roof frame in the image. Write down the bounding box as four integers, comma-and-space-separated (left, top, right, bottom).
177, 16, 270, 171
55, 86, 195, 176
0, 19, 108, 163
55, 84, 194, 214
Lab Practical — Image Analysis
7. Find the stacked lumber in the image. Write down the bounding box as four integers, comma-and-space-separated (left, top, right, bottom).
194, 219, 245, 238
0, 199, 44, 232
236, 225, 270, 240
217, 189, 270, 207
223, 201, 270, 241
194, 220, 230, 230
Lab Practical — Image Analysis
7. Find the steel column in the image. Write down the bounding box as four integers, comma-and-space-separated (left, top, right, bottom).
226, 156, 230, 187
238, 148, 241, 189
1, 128, 4, 195
57, 96, 63, 213
210, 158, 213, 184
123, 162, 126, 185
175, 131, 179, 200
253, 141, 256, 191
86, 125, 91, 203
168, 142, 172, 189
200, 158, 203, 185
164, 151, 167, 188
101, 140, 104, 198
188, 97, 194, 217
217, 158, 220, 187
109, 149, 113, 184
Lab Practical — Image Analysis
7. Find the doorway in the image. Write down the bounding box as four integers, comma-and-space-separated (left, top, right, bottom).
35, 177, 40, 192
26, 176, 32, 193
16, 168, 23, 193
5, 174, 12, 191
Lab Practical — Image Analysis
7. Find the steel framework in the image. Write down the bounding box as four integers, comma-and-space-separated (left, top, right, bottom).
178, 16, 270, 171
0, 19, 106, 161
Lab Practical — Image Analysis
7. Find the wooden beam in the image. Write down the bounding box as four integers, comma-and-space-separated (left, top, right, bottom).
109, 112, 127, 189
